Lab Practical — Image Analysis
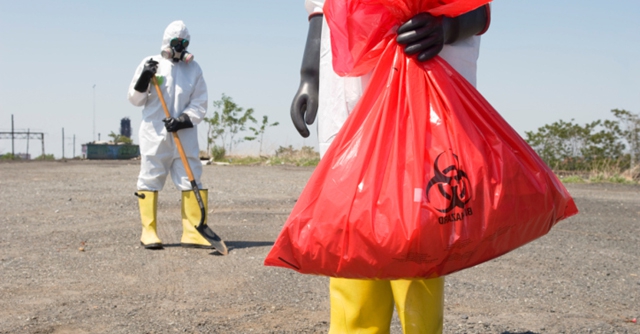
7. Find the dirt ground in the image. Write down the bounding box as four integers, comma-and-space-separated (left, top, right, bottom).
0, 160, 638, 334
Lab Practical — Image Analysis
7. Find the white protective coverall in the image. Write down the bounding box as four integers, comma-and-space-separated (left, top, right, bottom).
128, 20, 207, 191
304, 1, 486, 333
306, 0, 482, 156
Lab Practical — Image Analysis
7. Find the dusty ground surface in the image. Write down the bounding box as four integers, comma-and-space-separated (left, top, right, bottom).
0, 160, 638, 334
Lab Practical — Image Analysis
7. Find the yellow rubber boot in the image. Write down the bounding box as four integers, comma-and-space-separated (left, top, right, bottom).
329, 278, 394, 334
137, 190, 163, 249
180, 189, 214, 248
391, 277, 445, 334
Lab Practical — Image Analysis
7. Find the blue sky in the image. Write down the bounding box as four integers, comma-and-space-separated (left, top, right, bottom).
1, 0, 639, 159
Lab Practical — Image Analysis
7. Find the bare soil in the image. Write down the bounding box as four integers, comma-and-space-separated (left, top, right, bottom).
0, 160, 638, 334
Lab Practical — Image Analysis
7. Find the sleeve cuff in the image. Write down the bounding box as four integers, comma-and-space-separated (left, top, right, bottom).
308, 12, 323, 21
477, 4, 491, 35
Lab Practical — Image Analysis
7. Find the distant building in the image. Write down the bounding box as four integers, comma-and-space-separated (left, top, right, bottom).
120, 118, 132, 138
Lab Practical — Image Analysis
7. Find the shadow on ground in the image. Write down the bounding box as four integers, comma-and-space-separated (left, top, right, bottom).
226, 241, 274, 251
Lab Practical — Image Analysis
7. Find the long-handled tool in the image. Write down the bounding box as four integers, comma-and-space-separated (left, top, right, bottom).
152, 76, 228, 255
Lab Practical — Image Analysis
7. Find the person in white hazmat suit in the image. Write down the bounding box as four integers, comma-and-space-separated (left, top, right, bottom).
290, 1, 491, 333
128, 20, 212, 250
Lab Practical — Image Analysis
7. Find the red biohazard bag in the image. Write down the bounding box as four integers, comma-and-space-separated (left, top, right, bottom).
264, 0, 578, 279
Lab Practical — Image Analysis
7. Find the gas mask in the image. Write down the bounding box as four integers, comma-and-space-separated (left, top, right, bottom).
161, 38, 194, 63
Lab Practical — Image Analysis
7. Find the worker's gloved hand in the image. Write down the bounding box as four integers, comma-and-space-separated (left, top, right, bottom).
163, 113, 193, 132
396, 13, 445, 62
397, 6, 490, 62
291, 14, 323, 138
134, 59, 159, 93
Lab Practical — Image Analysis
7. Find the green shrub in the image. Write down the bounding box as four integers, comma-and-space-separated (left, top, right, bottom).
605, 174, 631, 184
35, 154, 56, 161
271, 145, 320, 166
560, 175, 585, 184
211, 145, 226, 161
0, 153, 19, 160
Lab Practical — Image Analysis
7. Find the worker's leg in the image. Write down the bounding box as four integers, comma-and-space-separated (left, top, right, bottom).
329, 277, 394, 334
390, 277, 445, 334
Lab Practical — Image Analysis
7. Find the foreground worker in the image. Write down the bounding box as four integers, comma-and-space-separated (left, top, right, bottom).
128, 20, 212, 250
290, 1, 491, 333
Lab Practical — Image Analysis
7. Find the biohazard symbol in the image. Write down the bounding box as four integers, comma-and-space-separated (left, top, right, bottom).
426, 151, 471, 213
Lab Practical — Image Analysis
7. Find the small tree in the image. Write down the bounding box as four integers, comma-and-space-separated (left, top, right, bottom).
611, 109, 640, 169
525, 119, 586, 169
209, 94, 257, 154
108, 131, 133, 145
246, 115, 279, 156
580, 119, 625, 163
525, 114, 629, 171
203, 112, 224, 157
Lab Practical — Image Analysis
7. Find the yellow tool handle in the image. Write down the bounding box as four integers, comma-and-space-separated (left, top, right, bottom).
150, 77, 227, 256
152, 76, 195, 182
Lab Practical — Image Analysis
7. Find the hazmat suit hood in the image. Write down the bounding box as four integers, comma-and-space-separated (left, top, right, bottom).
160, 20, 194, 63
161, 20, 191, 51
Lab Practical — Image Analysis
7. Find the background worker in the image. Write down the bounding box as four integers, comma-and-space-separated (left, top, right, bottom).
128, 20, 213, 250
290, 1, 490, 332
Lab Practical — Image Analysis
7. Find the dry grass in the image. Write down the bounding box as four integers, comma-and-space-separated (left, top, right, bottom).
557, 164, 639, 184
201, 146, 321, 167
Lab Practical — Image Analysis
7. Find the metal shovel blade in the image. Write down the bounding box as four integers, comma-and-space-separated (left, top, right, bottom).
196, 224, 228, 255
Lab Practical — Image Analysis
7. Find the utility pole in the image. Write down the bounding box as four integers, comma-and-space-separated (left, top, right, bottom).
93, 84, 96, 142
11, 114, 14, 156
631, 120, 638, 169
62, 128, 65, 159
73, 135, 76, 158
1, 123, 45, 159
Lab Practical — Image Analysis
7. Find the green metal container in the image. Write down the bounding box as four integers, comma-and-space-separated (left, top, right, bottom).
82, 144, 140, 160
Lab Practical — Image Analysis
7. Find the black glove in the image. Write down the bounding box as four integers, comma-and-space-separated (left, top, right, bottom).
134, 58, 159, 93
397, 6, 489, 62
163, 113, 193, 132
290, 14, 323, 138
396, 13, 445, 62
